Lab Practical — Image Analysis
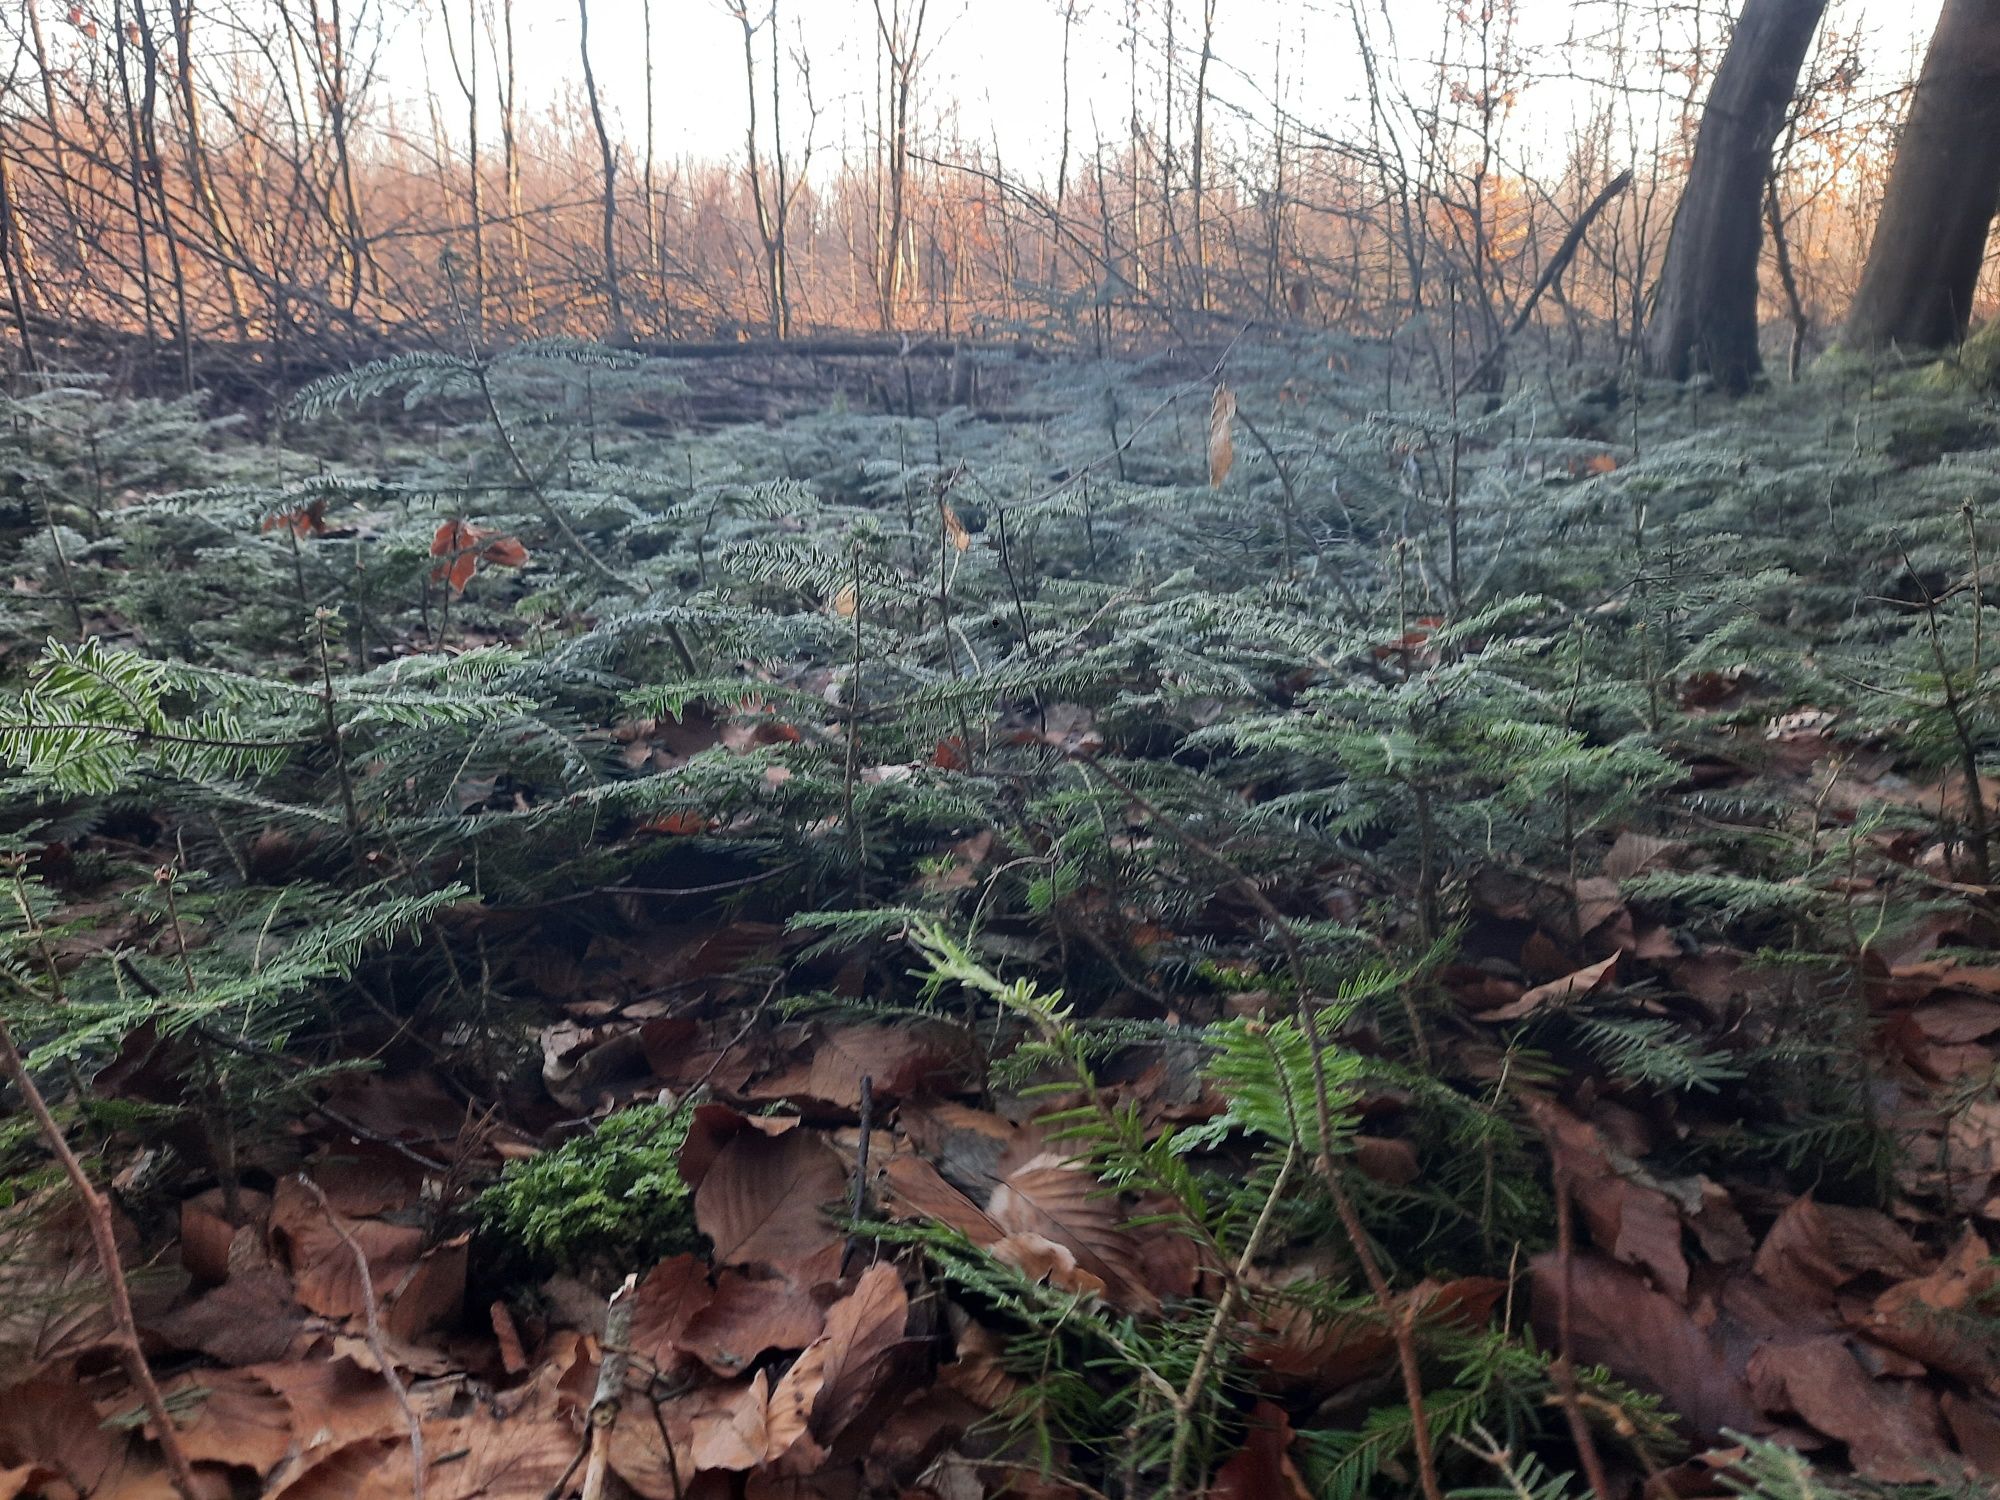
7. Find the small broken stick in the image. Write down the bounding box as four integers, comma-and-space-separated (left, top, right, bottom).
580, 1273, 639, 1500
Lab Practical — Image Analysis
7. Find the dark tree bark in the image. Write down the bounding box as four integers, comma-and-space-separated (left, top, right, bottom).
1841, 0, 2000, 353
576, 0, 625, 340
1644, 0, 1828, 393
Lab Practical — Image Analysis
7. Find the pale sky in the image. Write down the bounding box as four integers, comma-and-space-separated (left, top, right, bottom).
380, 0, 1940, 178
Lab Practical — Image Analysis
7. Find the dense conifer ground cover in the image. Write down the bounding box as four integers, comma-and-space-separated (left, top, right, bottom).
0, 341, 1998, 1498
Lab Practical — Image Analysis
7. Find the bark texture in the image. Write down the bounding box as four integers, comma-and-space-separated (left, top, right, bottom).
1842, 0, 2000, 353
1645, 0, 1828, 392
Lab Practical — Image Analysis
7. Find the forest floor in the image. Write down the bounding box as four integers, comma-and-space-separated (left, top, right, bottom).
0, 339, 1998, 1500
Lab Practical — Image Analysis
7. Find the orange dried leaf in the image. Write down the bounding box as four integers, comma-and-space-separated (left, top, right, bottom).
1208, 383, 1237, 488
261, 499, 327, 537
641, 811, 711, 836
479, 534, 529, 568
941, 500, 970, 552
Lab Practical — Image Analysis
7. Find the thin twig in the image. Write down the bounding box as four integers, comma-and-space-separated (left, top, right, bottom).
298, 1174, 425, 1500
1164, 1141, 1298, 1496
843, 1073, 876, 1276
1549, 1168, 1613, 1500
0, 1015, 203, 1500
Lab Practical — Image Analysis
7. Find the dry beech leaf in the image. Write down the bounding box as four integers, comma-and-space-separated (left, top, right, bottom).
265, 1438, 402, 1500
429, 519, 529, 596
1751, 1194, 1925, 1312
769, 1262, 908, 1443
1528, 1250, 1761, 1443
831, 584, 857, 618
252, 1356, 409, 1455
1523, 1094, 1688, 1298
1209, 1400, 1314, 1500
683, 1371, 827, 1474
269, 1176, 467, 1341
694, 1128, 847, 1276
1942, 1393, 2000, 1477
989, 1232, 1107, 1300
1207, 384, 1237, 488
878, 1154, 1004, 1244
940, 1318, 1018, 1413
0, 1196, 137, 1366
0, 1368, 132, 1497
1868, 1228, 2000, 1390
678, 1270, 825, 1377
625, 1254, 715, 1375
149, 1267, 312, 1367
150, 1367, 294, 1477
747, 1022, 975, 1112
1478, 952, 1619, 1021
986, 1150, 1155, 1312
1252, 1277, 1501, 1390
1747, 1336, 1949, 1484
180, 1186, 269, 1285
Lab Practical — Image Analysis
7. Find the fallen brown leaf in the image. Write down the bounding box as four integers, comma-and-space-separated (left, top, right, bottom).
1526, 1095, 1689, 1298
986, 1151, 1154, 1312
144, 1367, 295, 1477
1528, 1251, 1763, 1443
1207, 1400, 1312, 1500
1747, 1336, 1949, 1484
269, 1176, 467, 1340
695, 1127, 848, 1279
774, 1262, 909, 1444
748, 1024, 977, 1112
679, 1269, 826, 1377
878, 1155, 1004, 1244
1751, 1195, 1927, 1313
1477, 952, 1619, 1021
149, 1268, 312, 1366
626, 1254, 716, 1375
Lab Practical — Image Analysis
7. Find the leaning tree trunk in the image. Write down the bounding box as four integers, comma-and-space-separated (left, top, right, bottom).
1841, 0, 2000, 354
1644, 0, 1828, 393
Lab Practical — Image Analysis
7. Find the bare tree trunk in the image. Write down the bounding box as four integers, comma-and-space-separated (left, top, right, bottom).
1160, 0, 1178, 298
642, 0, 659, 328
1841, 0, 2000, 353
576, 0, 625, 339
1190, 0, 1215, 313
26, 0, 94, 288
165, 0, 249, 336
440, 0, 485, 340
312, 0, 373, 312
1765, 178, 1809, 379
111, 0, 165, 347
730, 0, 786, 338
131, 0, 198, 390
493, 0, 533, 322
768, 6, 792, 338
1056, 0, 1076, 207
1643, 0, 1827, 392
872, 0, 927, 331
0, 128, 38, 373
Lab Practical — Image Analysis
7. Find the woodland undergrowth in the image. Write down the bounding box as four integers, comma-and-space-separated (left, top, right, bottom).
0, 339, 1996, 1500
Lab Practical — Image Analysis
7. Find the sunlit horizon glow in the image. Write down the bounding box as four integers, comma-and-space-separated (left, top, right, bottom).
366, 0, 1939, 180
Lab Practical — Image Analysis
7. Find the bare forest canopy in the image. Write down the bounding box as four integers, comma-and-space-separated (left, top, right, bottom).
0, 0, 1993, 393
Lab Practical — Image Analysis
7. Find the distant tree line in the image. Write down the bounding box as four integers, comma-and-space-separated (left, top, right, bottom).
0, 0, 1992, 393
